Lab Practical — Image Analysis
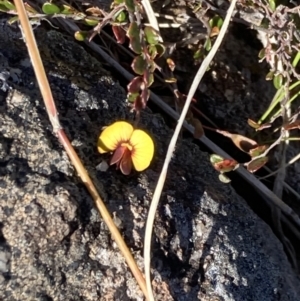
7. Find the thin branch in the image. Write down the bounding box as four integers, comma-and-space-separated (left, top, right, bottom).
273, 85, 289, 199
271, 84, 297, 269
260, 153, 300, 182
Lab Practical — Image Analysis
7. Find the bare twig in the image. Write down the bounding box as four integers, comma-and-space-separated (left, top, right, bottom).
273, 85, 289, 199
13, 1, 148, 299
260, 153, 300, 183
272, 84, 297, 269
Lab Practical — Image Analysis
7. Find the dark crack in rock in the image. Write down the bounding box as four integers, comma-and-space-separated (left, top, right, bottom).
0, 14, 300, 301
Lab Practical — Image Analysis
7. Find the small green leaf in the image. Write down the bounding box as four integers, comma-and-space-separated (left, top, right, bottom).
143, 71, 154, 87
8, 16, 19, 25
249, 145, 268, 158
193, 48, 204, 60
148, 60, 156, 73
130, 37, 142, 54
3, 0, 15, 10
60, 4, 75, 14
209, 15, 223, 29
148, 45, 157, 59
144, 26, 160, 45
132, 55, 147, 75
219, 173, 231, 183
42, 2, 61, 14
269, 0, 276, 12
127, 92, 140, 103
273, 74, 283, 89
125, 0, 135, 12
74, 31, 88, 41
127, 22, 142, 54
127, 21, 138, 37
84, 18, 99, 26
210, 154, 224, 164
216, 17, 223, 28
0, 4, 9, 12
204, 38, 212, 51
114, 0, 125, 4
247, 156, 268, 173
115, 11, 126, 22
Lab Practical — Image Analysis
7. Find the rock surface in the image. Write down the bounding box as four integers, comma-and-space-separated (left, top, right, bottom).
0, 14, 300, 301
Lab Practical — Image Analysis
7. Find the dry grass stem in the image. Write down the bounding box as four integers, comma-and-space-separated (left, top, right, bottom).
13, 0, 148, 299
143, 0, 238, 299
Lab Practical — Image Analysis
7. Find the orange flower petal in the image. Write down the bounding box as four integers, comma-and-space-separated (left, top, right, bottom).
98, 121, 134, 154
129, 129, 154, 171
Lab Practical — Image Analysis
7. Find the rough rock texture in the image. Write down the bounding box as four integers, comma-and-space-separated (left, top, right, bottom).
1, 15, 300, 301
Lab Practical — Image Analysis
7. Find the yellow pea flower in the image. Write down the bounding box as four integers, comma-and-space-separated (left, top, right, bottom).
98, 121, 154, 175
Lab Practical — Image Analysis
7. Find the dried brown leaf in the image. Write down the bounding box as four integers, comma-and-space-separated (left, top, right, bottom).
218, 130, 257, 153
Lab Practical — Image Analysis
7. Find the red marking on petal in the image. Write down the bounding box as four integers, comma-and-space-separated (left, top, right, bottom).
110, 145, 127, 166
120, 148, 132, 175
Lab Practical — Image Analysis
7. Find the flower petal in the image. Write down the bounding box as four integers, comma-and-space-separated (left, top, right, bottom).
110, 145, 127, 166
129, 129, 154, 171
98, 121, 134, 153
120, 148, 132, 175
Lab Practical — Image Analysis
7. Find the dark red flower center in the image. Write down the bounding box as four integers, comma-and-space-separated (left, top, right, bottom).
110, 144, 133, 175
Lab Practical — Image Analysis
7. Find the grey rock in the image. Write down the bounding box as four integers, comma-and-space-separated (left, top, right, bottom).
0, 15, 300, 301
